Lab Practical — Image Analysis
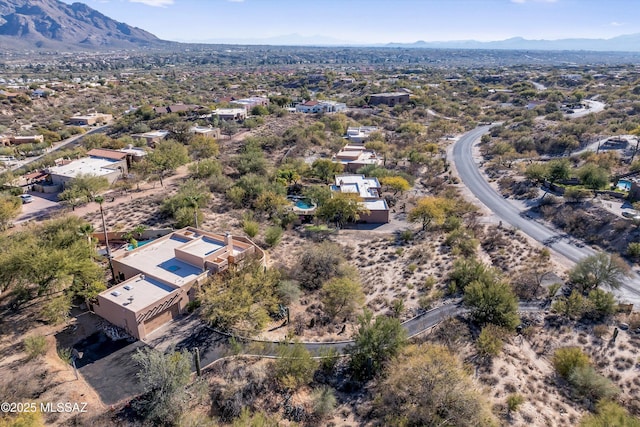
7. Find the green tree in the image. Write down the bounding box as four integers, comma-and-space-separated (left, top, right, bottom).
321, 277, 365, 320
146, 140, 189, 186
189, 158, 222, 179
380, 175, 410, 195
294, 242, 348, 291
311, 158, 343, 183
448, 257, 499, 292
524, 162, 548, 183
303, 184, 332, 207
349, 310, 407, 381
132, 347, 192, 425
547, 158, 571, 183
58, 174, 109, 206
276, 168, 300, 186
564, 187, 592, 202
553, 289, 590, 320
200, 260, 279, 335
578, 164, 609, 190
274, 340, 317, 390
464, 279, 519, 329
316, 192, 368, 229
569, 253, 629, 293
375, 344, 495, 426
408, 196, 454, 230
0, 194, 20, 230
162, 179, 210, 227
188, 134, 219, 161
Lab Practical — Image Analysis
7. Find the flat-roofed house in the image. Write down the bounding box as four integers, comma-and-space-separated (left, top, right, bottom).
131, 130, 170, 146
68, 113, 113, 126
47, 153, 127, 187
331, 174, 390, 223
8, 135, 45, 145
334, 144, 383, 172
231, 96, 269, 112
191, 126, 221, 139
212, 108, 247, 121
368, 92, 410, 107
345, 126, 379, 143
296, 100, 347, 114
93, 227, 264, 340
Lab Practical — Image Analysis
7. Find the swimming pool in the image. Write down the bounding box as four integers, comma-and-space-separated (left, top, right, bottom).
617, 179, 632, 192
127, 239, 155, 251
295, 199, 314, 210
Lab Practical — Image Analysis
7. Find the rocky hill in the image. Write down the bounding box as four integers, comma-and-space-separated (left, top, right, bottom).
0, 0, 169, 50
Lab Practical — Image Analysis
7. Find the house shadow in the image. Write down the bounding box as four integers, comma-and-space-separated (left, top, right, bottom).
62, 330, 146, 405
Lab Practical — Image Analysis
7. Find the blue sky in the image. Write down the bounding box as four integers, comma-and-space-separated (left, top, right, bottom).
63, 0, 640, 44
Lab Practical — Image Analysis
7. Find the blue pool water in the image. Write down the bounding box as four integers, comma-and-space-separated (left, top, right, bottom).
295, 199, 314, 210
127, 239, 154, 251
617, 180, 632, 191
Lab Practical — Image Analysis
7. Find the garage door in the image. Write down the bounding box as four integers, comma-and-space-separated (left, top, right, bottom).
143, 304, 179, 335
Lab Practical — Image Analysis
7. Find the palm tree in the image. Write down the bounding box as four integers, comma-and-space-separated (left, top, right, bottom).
133, 224, 147, 240
94, 196, 115, 282
78, 223, 95, 248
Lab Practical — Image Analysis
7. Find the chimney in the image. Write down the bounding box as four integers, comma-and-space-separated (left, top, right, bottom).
225, 232, 233, 253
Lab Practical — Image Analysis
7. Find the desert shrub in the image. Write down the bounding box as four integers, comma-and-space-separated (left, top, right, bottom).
477, 324, 506, 358
23, 335, 47, 360
627, 242, 640, 261
41, 294, 71, 325
311, 386, 337, 419
264, 226, 283, 247
507, 394, 525, 413
553, 347, 590, 379
294, 242, 348, 290
568, 365, 619, 403
277, 280, 301, 305
580, 400, 640, 427
275, 341, 317, 390
242, 219, 259, 238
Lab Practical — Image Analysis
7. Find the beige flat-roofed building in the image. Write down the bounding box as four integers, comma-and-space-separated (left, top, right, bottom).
331, 174, 389, 223
68, 113, 113, 126
93, 227, 263, 340
47, 156, 126, 186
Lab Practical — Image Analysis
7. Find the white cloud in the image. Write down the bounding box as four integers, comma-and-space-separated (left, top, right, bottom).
129, 0, 174, 7
610, 21, 625, 27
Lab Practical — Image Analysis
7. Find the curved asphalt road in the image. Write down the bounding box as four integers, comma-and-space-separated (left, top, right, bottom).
452, 126, 640, 305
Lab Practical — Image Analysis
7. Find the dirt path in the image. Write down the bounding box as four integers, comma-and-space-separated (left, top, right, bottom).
69, 164, 192, 222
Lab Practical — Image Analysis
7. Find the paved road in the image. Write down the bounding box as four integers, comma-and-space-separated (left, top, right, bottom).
9, 124, 109, 172
452, 126, 640, 306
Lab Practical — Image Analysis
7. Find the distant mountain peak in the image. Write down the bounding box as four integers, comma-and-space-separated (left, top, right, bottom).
0, 0, 168, 50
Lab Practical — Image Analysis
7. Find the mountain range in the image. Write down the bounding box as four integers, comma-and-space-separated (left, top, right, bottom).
0, 0, 166, 50
1, 0, 640, 52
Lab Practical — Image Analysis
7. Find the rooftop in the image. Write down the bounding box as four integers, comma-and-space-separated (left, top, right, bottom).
101, 274, 176, 312
87, 148, 127, 161
47, 157, 121, 178
370, 92, 410, 97
333, 174, 381, 199
115, 234, 204, 287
